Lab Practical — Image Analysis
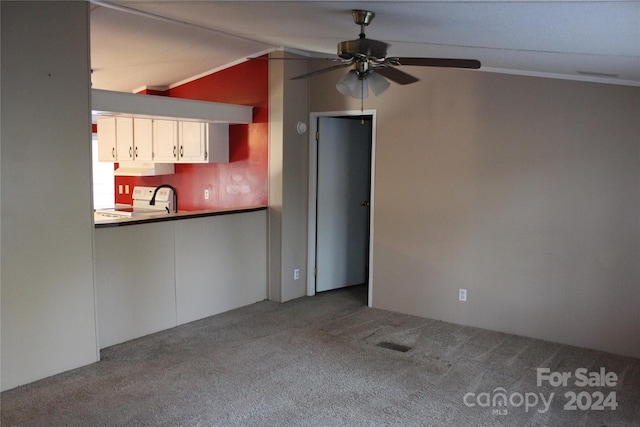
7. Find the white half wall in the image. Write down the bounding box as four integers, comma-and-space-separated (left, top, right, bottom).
95, 211, 268, 349
175, 211, 268, 325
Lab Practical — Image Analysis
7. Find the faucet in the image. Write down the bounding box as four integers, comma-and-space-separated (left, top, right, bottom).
149, 184, 178, 213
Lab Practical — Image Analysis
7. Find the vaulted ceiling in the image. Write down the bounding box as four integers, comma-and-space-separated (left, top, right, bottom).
90, 1, 640, 92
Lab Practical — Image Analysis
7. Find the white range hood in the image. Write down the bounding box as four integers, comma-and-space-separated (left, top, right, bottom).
114, 161, 174, 177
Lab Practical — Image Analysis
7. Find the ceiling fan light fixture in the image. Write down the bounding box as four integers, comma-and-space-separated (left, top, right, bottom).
336, 70, 359, 96
336, 70, 370, 99
367, 71, 390, 96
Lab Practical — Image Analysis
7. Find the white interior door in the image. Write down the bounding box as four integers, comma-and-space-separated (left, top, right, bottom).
315, 116, 372, 292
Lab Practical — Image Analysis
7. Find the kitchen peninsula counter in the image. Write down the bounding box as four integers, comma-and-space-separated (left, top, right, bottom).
94, 207, 267, 348
94, 205, 267, 228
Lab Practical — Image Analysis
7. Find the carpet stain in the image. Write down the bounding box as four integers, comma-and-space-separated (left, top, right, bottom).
376, 341, 412, 353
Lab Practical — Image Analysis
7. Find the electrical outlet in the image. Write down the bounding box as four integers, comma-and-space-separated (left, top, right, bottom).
118, 184, 123, 194
204, 188, 210, 200
125, 185, 130, 194
294, 268, 300, 280
459, 288, 467, 302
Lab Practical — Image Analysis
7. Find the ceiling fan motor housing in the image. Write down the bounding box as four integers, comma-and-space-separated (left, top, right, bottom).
352, 10, 375, 26
337, 38, 388, 60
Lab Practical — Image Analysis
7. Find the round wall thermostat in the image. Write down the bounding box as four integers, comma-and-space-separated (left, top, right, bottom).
296, 121, 307, 134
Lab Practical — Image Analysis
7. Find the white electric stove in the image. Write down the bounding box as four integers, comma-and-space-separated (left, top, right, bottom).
95, 186, 175, 219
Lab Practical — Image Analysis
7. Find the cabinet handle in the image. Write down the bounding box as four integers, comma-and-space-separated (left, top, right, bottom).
173, 146, 177, 158
180, 146, 184, 158
135, 147, 138, 158
129, 147, 133, 158
112, 147, 115, 158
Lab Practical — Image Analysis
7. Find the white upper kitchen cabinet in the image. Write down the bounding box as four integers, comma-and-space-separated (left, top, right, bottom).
178, 122, 229, 163
153, 119, 179, 162
115, 117, 134, 161
99, 117, 229, 164
178, 121, 206, 162
133, 118, 153, 161
97, 116, 117, 161
98, 116, 154, 163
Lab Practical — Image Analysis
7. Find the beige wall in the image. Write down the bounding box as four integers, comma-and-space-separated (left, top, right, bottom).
310, 67, 640, 358
1, 1, 98, 390
268, 52, 310, 302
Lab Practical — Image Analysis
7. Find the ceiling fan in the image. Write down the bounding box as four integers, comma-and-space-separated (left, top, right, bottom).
290, 10, 481, 99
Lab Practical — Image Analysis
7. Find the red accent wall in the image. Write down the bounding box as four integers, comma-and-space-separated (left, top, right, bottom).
113, 58, 269, 211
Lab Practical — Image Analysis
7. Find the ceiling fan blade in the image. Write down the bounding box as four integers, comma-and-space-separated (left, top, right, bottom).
248, 56, 344, 62
392, 57, 481, 69
375, 66, 419, 85
291, 62, 353, 80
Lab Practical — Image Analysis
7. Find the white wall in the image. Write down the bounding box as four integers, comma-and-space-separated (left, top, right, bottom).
92, 134, 115, 209
1, 1, 98, 390
310, 67, 640, 358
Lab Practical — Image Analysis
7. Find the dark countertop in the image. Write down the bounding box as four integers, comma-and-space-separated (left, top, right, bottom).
94, 206, 267, 228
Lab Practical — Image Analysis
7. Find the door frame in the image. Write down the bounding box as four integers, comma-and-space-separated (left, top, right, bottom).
306, 110, 377, 307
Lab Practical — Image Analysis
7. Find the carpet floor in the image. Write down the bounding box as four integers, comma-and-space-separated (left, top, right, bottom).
2, 285, 639, 426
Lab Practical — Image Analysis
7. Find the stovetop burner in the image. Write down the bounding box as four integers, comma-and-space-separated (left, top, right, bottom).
94, 206, 170, 218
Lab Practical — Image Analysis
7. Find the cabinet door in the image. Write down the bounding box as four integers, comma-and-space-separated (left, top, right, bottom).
178, 122, 229, 163
115, 117, 134, 161
133, 118, 153, 161
97, 117, 117, 162
178, 121, 206, 162
153, 119, 178, 162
